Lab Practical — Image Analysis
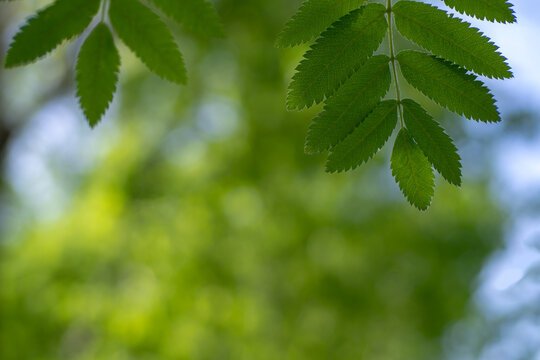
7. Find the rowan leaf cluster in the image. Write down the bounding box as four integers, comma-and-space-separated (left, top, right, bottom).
1, 0, 518, 210
278, 0, 515, 210
2, 0, 223, 127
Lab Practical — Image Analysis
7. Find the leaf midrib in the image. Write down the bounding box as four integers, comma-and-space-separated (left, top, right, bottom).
399, 57, 499, 120
402, 104, 460, 183
281, 0, 365, 45
84, 28, 118, 121
402, 132, 424, 203
336, 102, 397, 161
7, 0, 97, 66
318, 61, 390, 142
301, 9, 386, 96
394, 5, 506, 77
111, 1, 184, 82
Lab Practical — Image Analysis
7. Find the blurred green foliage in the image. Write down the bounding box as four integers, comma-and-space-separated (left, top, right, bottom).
0, 0, 504, 359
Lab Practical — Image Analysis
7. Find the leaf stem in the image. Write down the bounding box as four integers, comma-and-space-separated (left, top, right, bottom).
386, 0, 404, 127
100, 0, 108, 22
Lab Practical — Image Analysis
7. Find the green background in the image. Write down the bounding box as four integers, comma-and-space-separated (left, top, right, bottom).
1, 0, 537, 359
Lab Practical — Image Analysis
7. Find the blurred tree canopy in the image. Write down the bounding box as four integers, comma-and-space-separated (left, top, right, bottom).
0, 0, 510, 359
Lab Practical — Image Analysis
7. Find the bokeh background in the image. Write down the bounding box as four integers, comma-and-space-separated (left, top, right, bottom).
1, 0, 539, 359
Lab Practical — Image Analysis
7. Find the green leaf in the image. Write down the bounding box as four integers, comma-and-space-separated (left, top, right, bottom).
326, 100, 398, 173
442, 0, 516, 23
305, 55, 391, 153
287, 3, 387, 110
76, 23, 120, 128
401, 99, 462, 186
109, 0, 187, 84
4, 0, 100, 68
391, 128, 435, 211
397, 50, 500, 123
392, 0, 512, 79
276, 0, 367, 47
149, 0, 224, 38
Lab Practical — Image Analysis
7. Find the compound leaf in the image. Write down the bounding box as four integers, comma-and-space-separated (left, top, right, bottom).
326, 100, 398, 173
276, 0, 367, 47
401, 99, 462, 186
287, 3, 387, 110
149, 0, 224, 38
397, 50, 500, 122
109, 0, 187, 84
4, 0, 100, 67
76, 23, 120, 128
393, 0, 512, 79
277, 0, 515, 210
305, 55, 391, 153
391, 128, 435, 211
442, 0, 516, 23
